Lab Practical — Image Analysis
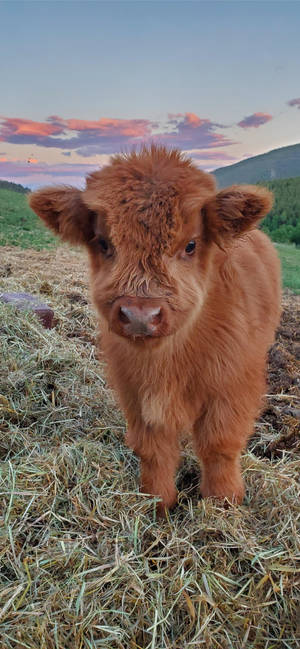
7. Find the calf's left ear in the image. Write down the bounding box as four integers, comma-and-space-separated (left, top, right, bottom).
203, 184, 273, 245
29, 186, 95, 245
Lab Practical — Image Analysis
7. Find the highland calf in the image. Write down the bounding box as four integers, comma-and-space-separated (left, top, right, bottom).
30, 146, 281, 515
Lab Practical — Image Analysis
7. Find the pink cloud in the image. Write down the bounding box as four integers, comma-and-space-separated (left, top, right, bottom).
0, 112, 235, 157
287, 97, 300, 109
64, 117, 150, 137
169, 113, 210, 129
0, 117, 64, 139
237, 112, 273, 129
0, 114, 154, 153
160, 113, 235, 150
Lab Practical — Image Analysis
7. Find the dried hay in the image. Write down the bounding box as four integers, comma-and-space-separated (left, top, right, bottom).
0, 246, 299, 649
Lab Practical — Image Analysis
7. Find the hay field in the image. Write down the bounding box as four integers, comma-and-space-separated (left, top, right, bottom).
0, 245, 299, 649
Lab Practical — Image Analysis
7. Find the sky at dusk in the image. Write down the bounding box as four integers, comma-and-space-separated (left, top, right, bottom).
1, 0, 300, 188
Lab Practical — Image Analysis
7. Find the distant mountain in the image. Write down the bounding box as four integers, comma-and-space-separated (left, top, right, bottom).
0, 179, 30, 193
213, 143, 300, 188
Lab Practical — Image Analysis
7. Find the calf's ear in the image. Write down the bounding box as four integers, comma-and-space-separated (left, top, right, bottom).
203, 184, 273, 245
29, 186, 95, 245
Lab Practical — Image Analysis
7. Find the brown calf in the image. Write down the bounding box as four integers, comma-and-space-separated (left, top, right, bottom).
30, 146, 281, 515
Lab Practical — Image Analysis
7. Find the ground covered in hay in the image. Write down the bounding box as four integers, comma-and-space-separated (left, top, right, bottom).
0, 246, 299, 649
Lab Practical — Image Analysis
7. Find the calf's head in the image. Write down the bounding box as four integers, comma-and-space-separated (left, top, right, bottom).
29, 146, 272, 344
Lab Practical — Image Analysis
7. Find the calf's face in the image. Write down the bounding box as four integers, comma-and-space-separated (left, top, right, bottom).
29, 148, 272, 344
84, 170, 216, 343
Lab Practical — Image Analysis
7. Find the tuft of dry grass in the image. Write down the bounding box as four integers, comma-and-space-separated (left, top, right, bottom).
0, 246, 299, 649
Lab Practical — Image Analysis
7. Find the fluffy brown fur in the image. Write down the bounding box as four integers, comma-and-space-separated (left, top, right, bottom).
29, 146, 281, 515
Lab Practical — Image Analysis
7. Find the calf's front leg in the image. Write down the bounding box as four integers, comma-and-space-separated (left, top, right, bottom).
193, 396, 259, 504
126, 423, 180, 516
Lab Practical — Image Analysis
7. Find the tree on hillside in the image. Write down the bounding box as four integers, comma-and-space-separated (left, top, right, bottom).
259, 176, 300, 244
290, 224, 300, 247
0, 179, 30, 193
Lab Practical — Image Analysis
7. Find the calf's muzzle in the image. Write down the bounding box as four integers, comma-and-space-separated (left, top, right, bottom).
110, 296, 168, 338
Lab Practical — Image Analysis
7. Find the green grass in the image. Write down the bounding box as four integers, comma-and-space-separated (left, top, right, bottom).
276, 242, 300, 293
0, 188, 57, 249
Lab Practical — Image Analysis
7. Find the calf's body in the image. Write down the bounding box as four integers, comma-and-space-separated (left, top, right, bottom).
30, 146, 281, 514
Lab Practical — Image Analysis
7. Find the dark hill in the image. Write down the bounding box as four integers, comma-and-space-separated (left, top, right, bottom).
0, 179, 30, 193
213, 143, 300, 188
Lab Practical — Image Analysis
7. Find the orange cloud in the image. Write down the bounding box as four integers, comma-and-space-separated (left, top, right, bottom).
185, 113, 206, 128
0, 112, 236, 156
0, 118, 64, 137
63, 117, 150, 137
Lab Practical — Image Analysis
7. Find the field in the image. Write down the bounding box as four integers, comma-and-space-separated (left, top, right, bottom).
275, 243, 300, 294
0, 188, 57, 250
0, 243, 299, 649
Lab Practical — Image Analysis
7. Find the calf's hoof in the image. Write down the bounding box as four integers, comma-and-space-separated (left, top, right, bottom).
141, 485, 178, 517
200, 480, 245, 505
156, 495, 178, 518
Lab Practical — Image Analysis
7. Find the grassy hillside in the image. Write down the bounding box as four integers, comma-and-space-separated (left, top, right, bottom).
0, 187, 57, 249
214, 142, 300, 187
276, 243, 300, 293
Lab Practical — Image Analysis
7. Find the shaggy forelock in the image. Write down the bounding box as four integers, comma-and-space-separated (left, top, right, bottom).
83, 145, 216, 255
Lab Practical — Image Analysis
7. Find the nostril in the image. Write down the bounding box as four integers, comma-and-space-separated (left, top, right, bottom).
150, 308, 162, 326
119, 307, 131, 324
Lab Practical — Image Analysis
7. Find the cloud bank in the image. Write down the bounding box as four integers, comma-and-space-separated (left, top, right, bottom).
0, 112, 235, 157
0, 109, 274, 185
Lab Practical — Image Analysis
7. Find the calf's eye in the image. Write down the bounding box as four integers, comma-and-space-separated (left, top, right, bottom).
93, 236, 114, 258
185, 240, 196, 255
98, 238, 109, 254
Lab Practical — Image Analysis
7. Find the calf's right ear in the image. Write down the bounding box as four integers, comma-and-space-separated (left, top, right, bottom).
29, 186, 95, 245
203, 184, 273, 246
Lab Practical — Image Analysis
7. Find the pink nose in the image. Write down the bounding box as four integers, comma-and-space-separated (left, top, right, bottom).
119, 304, 162, 336
110, 297, 167, 338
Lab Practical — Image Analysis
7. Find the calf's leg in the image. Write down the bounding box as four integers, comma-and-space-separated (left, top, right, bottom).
126, 423, 180, 515
193, 388, 264, 504
197, 447, 245, 503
